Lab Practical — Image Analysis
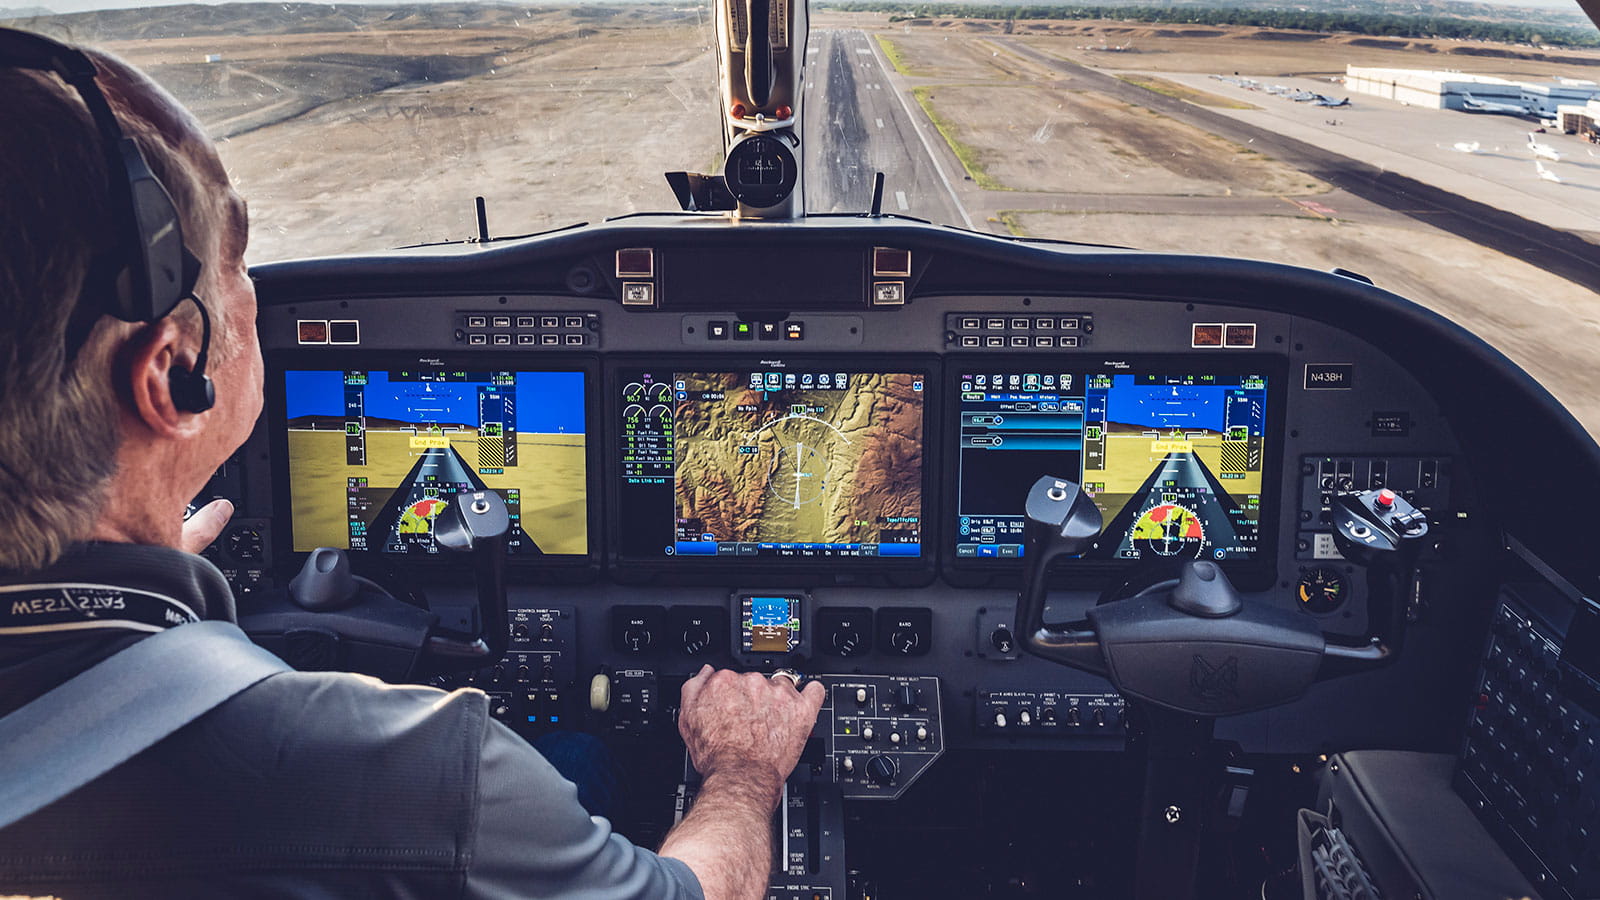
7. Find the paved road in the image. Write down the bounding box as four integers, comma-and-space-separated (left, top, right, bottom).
999, 39, 1600, 294
804, 28, 970, 227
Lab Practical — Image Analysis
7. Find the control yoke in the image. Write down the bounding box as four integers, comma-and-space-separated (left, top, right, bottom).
240, 491, 511, 680
1014, 476, 1428, 717
1322, 488, 1429, 669
1015, 477, 1107, 675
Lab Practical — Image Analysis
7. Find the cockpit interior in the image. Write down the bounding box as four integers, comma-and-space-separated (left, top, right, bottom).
32, 0, 1600, 896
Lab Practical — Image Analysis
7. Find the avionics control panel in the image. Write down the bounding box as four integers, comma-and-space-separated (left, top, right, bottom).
238, 222, 1487, 762
818, 675, 943, 800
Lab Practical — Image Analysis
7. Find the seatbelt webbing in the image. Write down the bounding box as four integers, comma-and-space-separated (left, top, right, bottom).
0, 619, 291, 830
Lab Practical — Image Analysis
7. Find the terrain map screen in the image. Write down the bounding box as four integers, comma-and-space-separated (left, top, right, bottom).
614, 366, 926, 561
955, 369, 1271, 563
283, 368, 587, 557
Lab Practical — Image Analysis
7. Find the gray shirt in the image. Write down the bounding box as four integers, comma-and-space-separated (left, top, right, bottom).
0, 543, 704, 900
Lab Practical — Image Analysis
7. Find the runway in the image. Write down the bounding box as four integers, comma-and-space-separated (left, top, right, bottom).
803, 28, 971, 227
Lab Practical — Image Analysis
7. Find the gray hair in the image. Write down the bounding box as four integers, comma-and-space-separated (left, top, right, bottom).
0, 53, 220, 572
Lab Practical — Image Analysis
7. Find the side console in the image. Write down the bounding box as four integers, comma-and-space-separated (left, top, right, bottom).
1457, 576, 1600, 899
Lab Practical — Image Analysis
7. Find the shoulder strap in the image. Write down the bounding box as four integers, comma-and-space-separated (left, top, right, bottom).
0, 619, 291, 831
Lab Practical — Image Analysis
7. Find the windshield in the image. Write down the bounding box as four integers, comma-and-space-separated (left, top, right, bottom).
7, 0, 1600, 430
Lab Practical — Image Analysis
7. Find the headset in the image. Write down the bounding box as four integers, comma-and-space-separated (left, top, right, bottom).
0, 27, 215, 414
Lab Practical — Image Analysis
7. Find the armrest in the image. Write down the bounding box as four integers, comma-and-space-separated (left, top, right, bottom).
1315, 750, 1540, 900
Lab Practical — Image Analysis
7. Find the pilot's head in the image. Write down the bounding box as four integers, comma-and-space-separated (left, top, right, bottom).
0, 41, 262, 571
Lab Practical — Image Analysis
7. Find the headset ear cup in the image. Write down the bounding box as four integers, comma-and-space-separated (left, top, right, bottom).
168, 366, 214, 414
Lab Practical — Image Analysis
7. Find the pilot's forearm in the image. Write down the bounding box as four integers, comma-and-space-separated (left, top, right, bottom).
659, 767, 784, 900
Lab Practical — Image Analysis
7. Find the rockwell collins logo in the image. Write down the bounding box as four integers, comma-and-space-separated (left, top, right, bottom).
1190, 655, 1240, 703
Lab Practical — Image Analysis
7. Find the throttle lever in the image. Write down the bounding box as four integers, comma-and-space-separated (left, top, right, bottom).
426, 490, 510, 665
1324, 488, 1429, 667
1015, 475, 1107, 674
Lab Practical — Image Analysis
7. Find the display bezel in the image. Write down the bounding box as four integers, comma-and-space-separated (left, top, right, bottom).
941, 353, 1287, 591
266, 350, 601, 578
605, 354, 939, 586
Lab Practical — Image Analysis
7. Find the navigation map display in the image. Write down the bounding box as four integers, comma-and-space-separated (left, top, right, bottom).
283, 368, 587, 557
613, 364, 926, 562
954, 367, 1272, 564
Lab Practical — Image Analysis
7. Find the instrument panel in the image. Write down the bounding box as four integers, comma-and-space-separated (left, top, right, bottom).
205, 218, 1525, 759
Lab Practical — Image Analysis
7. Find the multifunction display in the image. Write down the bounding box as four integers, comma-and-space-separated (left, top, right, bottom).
283, 369, 587, 557
955, 368, 1271, 563
614, 364, 926, 562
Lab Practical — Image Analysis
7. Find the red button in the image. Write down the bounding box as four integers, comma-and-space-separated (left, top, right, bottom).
1376, 488, 1396, 508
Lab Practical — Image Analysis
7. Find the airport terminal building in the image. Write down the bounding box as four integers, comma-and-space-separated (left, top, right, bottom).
1345, 66, 1598, 121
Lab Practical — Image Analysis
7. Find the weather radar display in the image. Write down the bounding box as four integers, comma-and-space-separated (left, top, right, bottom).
283, 369, 587, 557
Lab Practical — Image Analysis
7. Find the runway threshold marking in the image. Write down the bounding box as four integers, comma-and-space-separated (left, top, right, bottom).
896, 190, 910, 211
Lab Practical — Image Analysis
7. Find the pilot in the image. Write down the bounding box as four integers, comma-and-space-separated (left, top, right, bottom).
0, 33, 824, 899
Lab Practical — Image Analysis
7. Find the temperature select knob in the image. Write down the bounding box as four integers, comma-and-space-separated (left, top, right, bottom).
865, 755, 897, 786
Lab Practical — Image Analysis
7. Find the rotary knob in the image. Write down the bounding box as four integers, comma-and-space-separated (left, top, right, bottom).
865, 754, 897, 786
680, 626, 712, 656
861, 724, 876, 742
832, 628, 865, 657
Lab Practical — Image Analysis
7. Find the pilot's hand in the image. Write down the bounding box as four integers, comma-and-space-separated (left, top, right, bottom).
678, 664, 826, 790
181, 498, 234, 555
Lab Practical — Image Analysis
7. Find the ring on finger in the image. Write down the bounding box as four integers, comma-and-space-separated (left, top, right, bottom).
769, 667, 803, 689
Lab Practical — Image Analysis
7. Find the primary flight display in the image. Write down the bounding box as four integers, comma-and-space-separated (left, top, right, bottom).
282, 368, 587, 557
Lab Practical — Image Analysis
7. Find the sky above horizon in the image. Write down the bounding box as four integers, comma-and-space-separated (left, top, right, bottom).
6, 0, 1592, 13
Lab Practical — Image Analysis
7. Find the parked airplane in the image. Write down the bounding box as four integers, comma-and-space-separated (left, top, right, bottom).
1528, 132, 1563, 161
1536, 159, 1564, 183
1452, 140, 1481, 153
1313, 94, 1350, 107
1461, 91, 1535, 117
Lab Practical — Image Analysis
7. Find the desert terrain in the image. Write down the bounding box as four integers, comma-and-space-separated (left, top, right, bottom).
855, 15, 1600, 430
10, 2, 1600, 430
